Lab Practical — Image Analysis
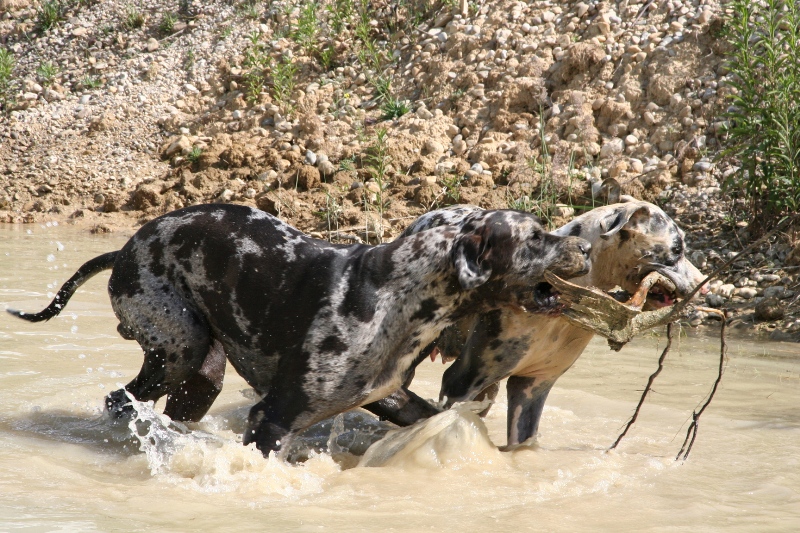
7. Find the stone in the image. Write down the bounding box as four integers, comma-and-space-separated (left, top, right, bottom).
423, 139, 445, 155
698, 9, 713, 24
735, 287, 757, 299
318, 159, 337, 176
705, 293, 725, 308
146, 38, 160, 52
599, 138, 625, 158
296, 165, 321, 190
693, 161, 714, 172
763, 286, 794, 299
755, 297, 785, 321
162, 135, 192, 158
715, 283, 735, 298
305, 150, 317, 165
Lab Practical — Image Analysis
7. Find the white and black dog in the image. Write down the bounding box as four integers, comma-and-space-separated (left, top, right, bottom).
397, 198, 707, 446
9, 204, 591, 456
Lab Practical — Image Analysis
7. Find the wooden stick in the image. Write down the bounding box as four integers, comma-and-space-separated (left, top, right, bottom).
608, 322, 674, 451
676, 309, 728, 461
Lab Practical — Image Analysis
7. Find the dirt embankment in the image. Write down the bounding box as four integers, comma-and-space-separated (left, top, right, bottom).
1, 0, 799, 338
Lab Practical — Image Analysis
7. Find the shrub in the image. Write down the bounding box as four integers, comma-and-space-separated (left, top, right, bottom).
721, 0, 800, 230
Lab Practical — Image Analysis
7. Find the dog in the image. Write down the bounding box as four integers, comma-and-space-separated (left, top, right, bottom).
396, 197, 707, 446
9, 204, 591, 456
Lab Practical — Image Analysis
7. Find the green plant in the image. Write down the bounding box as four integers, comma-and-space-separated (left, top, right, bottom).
122, 5, 145, 30
720, 0, 800, 231
271, 56, 298, 113
380, 97, 410, 120
187, 146, 202, 163
36, 61, 58, 86
362, 128, 392, 243
239, 0, 260, 20
506, 192, 538, 213
81, 75, 101, 89
0, 47, 15, 109
319, 45, 336, 70
295, 2, 319, 53
339, 156, 356, 172
315, 189, 345, 241
327, 0, 354, 32
441, 173, 463, 204
178, 49, 195, 75
242, 33, 270, 103
371, 75, 392, 102
159, 12, 177, 34
36, 1, 62, 31
220, 25, 234, 39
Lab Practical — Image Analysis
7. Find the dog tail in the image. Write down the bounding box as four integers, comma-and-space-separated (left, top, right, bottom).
7, 251, 119, 323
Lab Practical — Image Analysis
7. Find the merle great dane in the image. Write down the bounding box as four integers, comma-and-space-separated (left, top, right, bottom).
398, 197, 707, 447
9, 203, 591, 456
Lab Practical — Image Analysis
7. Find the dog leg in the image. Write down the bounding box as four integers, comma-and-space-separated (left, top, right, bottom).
471, 382, 500, 417
163, 339, 227, 422
506, 376, 554, 446
106, 289, 212, 419
363, 387, 441, 426
440, 310, 517, 407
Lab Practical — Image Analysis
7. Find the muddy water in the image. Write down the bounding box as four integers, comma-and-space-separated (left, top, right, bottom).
1, 223, 799, 532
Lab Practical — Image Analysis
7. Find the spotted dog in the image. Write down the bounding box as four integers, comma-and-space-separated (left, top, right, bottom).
400, 198, 707, 446
9, 204, 591, 456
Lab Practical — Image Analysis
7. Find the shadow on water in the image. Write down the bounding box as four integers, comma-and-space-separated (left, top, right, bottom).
5, 399, 395, 469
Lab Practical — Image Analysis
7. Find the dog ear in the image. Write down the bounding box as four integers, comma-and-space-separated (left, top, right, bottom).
600, 204, 651, 240
452, 231, 492, 290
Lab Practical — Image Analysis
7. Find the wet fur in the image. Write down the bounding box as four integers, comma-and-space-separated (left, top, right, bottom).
401, 199, 706, 446
9, 204, 591, 456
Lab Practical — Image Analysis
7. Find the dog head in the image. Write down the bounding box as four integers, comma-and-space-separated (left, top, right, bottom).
554, 197, 706, 307
450, 210, 591, 308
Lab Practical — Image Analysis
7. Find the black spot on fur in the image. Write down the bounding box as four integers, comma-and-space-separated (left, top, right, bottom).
569, 223, 583, 236
411, 297, 441, 322
320, 335, 347, 355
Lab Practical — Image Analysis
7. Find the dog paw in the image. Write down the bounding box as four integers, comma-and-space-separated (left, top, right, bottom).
104, 388, 137, 420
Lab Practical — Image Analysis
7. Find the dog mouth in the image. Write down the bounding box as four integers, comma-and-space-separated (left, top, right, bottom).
646, 281, 678, 308
513, 281, 564, 316
631, 271, 679, 310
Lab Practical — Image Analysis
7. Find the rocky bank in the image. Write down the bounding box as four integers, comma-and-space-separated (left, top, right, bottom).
1, 0, 799, 339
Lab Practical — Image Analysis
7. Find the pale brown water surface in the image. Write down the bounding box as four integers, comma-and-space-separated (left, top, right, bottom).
1, 223, 799, 532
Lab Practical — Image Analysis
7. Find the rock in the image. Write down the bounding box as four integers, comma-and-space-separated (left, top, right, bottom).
162, 135, 192, 158
296, 165, 321, 190
698, 9, 713, 24
599, 138, 625, 158
130, 183, 162, 210
763, 286, 794, 299
542, 11, 555, 23
416, 107, 434, 120
318, 159, 337, 176
423, 139, 445, 155
552, 204, 574, 217
735, 287, 757, 299
705, 293, 725, 308
693, 161, 714, 172
305, 150, 317, 165
146, 38, 160, 52
217, 189, 234, 202
755, 297, 785, 321
715, 283, 735, 298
